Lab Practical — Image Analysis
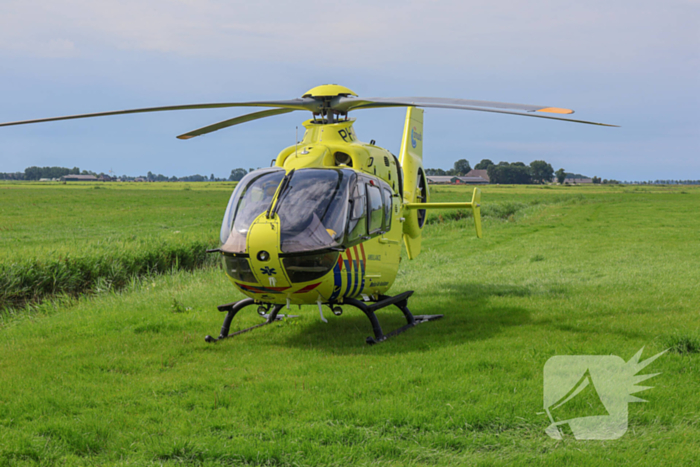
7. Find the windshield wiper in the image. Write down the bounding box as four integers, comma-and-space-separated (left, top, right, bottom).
266, 169, 295, 219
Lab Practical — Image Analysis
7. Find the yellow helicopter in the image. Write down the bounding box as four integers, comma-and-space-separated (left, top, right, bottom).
0, 84, 615, 344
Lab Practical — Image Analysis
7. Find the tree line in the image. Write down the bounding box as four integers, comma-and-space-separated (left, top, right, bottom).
0, 166, 256, 182
120, 168, 255, 182
425, 159, 608, 185
425, 159, 558, 184
0, 166, 86, 180
5, 165, 698, 186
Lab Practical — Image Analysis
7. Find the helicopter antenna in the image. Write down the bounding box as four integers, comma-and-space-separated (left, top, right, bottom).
295, 126, 298, 155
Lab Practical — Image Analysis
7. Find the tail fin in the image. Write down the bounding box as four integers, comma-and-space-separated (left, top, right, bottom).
400, 107, 424, 167
399, 107, 427, 259
471, 188, 482, 238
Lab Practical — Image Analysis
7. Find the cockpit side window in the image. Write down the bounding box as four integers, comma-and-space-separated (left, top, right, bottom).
367, 184, 384, 234
382, 187, 393, 231
346, 180, 367, 244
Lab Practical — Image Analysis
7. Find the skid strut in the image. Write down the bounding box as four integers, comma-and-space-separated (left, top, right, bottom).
205, 291, 442, 344
343, 291, 443, 344
204, 298, 291, 343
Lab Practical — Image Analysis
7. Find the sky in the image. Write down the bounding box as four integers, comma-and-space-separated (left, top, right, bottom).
1, 0, 698, 181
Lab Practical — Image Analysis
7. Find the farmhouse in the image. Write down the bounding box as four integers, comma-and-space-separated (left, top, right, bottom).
466, 169, 490, 182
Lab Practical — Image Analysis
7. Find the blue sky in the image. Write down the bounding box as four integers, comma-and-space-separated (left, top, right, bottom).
1, 0, 698, 181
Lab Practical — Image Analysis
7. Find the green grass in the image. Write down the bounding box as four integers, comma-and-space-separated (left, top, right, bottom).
0, 182, 231, 309
0, 182, 698, 465
0, 181, 233, 257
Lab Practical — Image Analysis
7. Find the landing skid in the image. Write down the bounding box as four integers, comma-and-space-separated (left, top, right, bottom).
204, 298, 292, 343
204, 292, 443, 344
343, 291, 443, 344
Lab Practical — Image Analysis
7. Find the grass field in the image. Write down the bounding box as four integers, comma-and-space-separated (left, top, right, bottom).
0, 182, 698, 466
0, 182, 230, 309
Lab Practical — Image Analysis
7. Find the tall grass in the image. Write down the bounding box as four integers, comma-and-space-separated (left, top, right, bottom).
0, 238, 217, 310
1, 182, 230, 312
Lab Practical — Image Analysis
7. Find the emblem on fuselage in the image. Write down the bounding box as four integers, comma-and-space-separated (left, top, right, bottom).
411, 127, 422, 148
260, 266, 277, 276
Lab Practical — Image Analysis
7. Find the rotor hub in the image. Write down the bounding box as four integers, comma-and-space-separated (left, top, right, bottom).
302, 84, 357, 98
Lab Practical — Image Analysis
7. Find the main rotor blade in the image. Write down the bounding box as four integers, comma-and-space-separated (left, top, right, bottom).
335, 96, 573, 114
336, 97, 617, 127
177, 108, 295, 140
0, 99, 318, 128
355, 102, 617, 127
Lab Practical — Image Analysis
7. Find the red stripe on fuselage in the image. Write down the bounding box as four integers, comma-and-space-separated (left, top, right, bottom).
294, 282, 321, 294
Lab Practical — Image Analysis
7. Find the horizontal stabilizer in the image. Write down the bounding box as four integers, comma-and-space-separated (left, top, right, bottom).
405, 187, 482, 238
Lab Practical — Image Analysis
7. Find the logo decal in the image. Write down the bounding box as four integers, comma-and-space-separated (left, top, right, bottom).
260, 266, 276, 276
541, 347, 665, 440
410, 127, 422, 148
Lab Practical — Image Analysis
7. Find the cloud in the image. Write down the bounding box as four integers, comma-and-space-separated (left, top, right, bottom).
0, 0, 697, 179
1, 0, 697, 72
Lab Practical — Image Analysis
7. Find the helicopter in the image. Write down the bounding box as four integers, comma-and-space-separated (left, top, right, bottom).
0, 84, 615, 344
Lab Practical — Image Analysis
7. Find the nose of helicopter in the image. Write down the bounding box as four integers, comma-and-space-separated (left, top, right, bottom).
246, 216, 291, 291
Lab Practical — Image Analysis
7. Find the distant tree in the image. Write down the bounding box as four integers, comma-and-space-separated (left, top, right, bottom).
474, 159, 495, 170
23, 166, 79, 180
453, 159, 471, 175
24, 167, 42, 180
592, 176, 601, 184
210, 173, 215, 181
511, 165, 532, 184
529, 160, 554, 184
555, 168, 567, 184
229, 168, 247, 182
487, 162, 532, 184
0, 172, 25, 180
425, 168, 446, 176
180, 174, 207, 182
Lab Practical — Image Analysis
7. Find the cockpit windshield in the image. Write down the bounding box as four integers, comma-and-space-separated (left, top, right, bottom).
277, 169, 353, 253
220, 168, 354, 254
220, 168, 284, 252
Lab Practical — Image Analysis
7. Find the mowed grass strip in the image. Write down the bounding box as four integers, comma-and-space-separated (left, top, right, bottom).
0, 183, 698, 465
